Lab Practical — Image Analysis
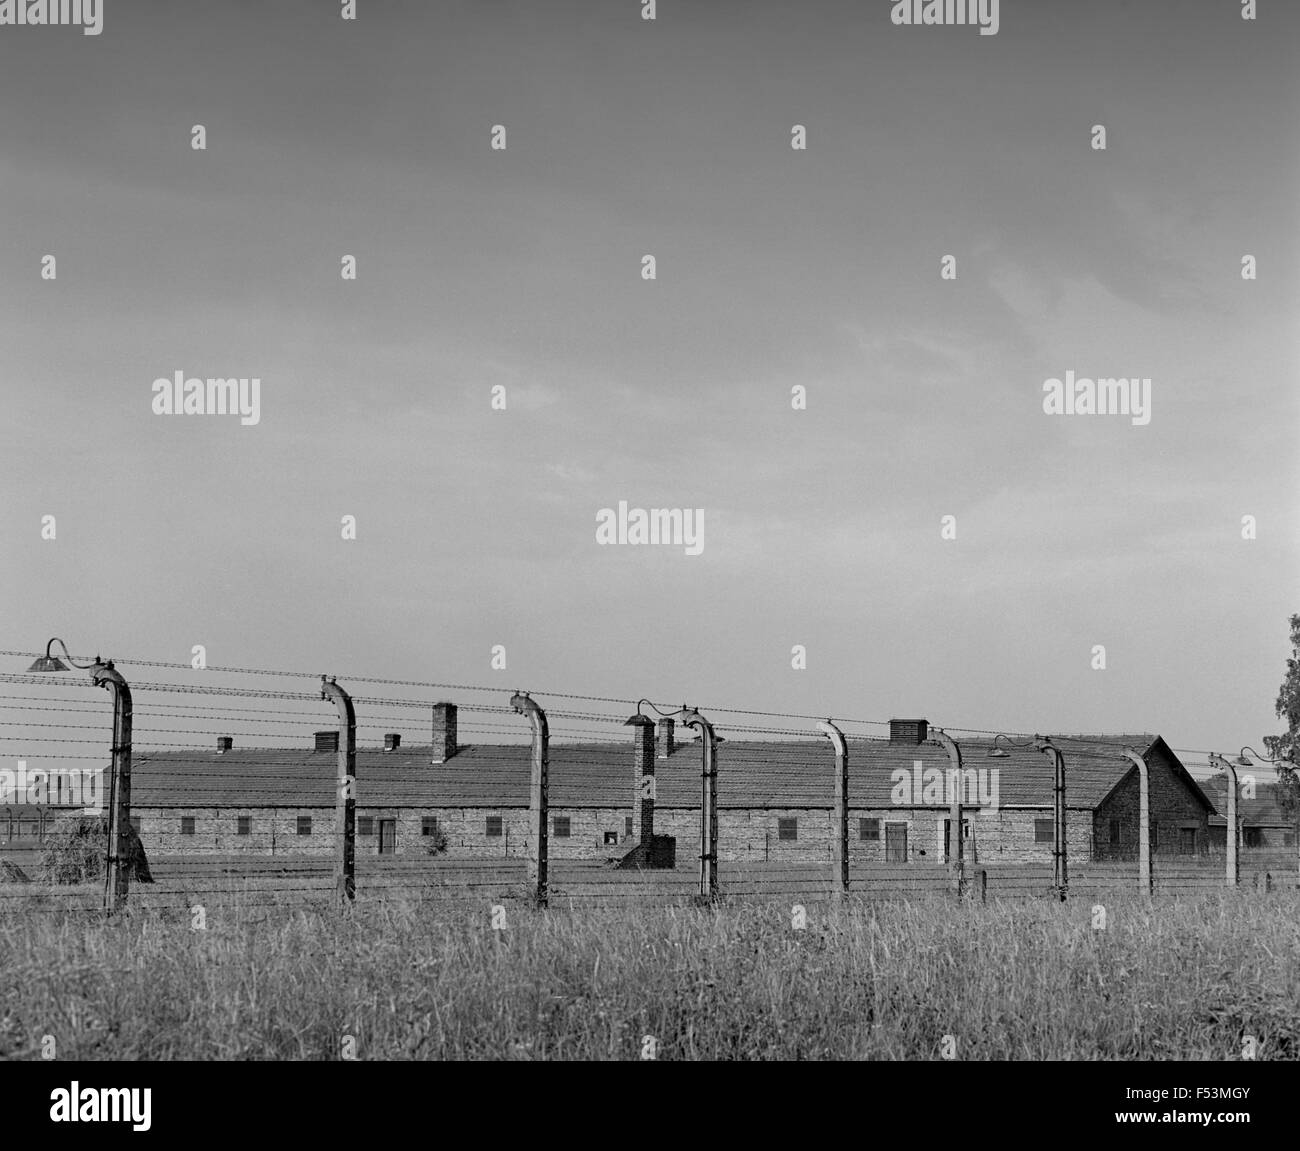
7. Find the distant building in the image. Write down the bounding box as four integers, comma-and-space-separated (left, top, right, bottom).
1203, 777, 1297, 851
88, 705, 1214, 865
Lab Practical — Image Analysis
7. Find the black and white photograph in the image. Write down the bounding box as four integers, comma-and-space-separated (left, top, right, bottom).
1, 0, 1297, 1128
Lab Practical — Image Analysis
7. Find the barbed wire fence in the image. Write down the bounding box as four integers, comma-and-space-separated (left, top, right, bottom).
0, 652, 1295, 918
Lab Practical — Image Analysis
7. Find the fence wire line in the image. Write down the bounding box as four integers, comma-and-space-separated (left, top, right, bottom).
0, 666, 1285, 776
0, 651, 1033, 734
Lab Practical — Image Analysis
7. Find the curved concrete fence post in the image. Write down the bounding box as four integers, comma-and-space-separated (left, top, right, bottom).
26, 640, 134, 912
320, 677, 357, 904
679, 708, 718, 902
1036, 738, 1068, 901
1121, 748, 1151, 894
930, 728, 965, 898
1226, 761, 1239, 889
1208, 753, 1239, 889
1238, 747, 1297, 887
817, 721, 849, 899
93, 661, 133, 914
511, 692, 549, 908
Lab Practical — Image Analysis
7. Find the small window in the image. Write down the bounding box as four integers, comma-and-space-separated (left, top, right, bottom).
1109, 817, 1122, 845
604, 831, 618, 846
777, 818, 797, 842
1244, 827, 1262, 848
1179, 827, 1196, 855
1034, 819, 1054, 843
297, 816, 312, 836
625, 816, 633, 837
859, 818, 880, 842
237, 816, 251, 836
1150, 823, 1158, 852
129, 815, 142, 834
1285, 832, 1295, 847
485, 816, 503, 838
553, 816, 571, 838
358, 817, 374, 836
181, 816, 195, 836
421, 817, 439, 837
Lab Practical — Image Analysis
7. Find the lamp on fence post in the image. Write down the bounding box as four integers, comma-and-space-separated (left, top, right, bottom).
989, 733, 1067, 897
1120, 748, 1152, 895
627, 700, 721, 901
817, 720, 849, 899
27, 638, 132, 914
319, 676, 356, 905
1035, 737, 1068, 902
511, 692, 548, 909
1208, 752, 1240, 889
929, 728, 965, 899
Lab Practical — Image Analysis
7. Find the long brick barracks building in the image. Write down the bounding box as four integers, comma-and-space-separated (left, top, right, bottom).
106, 708, 1222, 866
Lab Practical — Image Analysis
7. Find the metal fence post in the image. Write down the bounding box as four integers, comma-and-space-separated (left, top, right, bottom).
320, 677, 356, 904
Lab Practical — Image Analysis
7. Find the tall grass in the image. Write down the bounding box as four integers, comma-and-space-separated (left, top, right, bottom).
1, 893, 1297, 1059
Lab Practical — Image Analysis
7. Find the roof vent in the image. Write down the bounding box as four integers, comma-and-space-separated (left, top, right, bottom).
889, 718, 928, 745
384, 733, 401, 751
216, 736, 233, 753
314, 730, 340, 753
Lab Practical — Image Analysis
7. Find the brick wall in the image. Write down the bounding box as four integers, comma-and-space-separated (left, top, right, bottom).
135, 805, 635, 860
646, 806, 1088, 864
1091, 746, 1211, 859
134, 808, 336, 857
135, 802, 1106, 863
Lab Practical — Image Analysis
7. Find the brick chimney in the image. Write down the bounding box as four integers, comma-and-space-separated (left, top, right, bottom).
629, 715, 655, 845
657, 717, 675, 760
383, 733, 401, 751
216, 736, 233, 753
889, 718, 928, 745
431, 702, 457, 764
314, 730, 339, 753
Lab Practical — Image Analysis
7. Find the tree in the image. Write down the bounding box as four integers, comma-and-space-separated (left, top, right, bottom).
1262, 613, 1300, 829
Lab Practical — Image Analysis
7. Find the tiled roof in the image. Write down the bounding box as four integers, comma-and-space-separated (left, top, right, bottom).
125, 733, 1173, 811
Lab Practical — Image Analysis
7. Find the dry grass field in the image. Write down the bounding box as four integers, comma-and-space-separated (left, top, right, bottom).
2, 885, 1297, 1060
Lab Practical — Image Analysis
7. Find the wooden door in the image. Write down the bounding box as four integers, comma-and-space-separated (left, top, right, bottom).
885, 822, 907, 863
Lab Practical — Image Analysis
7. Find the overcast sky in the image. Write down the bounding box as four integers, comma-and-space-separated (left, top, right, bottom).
1, 0, 1297, 771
